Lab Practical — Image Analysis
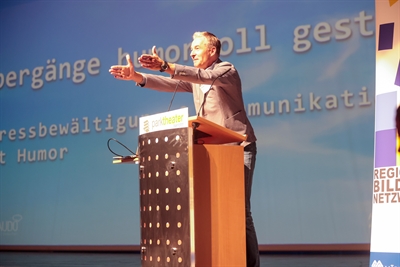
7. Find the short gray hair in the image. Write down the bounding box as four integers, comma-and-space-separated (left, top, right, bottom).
193, 31, 221, 56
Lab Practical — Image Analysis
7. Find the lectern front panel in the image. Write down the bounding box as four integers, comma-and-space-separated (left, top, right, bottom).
138, 128, 191, 267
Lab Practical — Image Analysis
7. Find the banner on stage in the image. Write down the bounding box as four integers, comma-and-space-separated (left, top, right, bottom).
370, 0, 400, 266
139, 107, 188, 135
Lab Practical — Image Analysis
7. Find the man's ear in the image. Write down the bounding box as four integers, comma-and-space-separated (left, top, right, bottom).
209, 46, 217, 57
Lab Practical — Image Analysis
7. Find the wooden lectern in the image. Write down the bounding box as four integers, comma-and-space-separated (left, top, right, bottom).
133, 109, 246, 267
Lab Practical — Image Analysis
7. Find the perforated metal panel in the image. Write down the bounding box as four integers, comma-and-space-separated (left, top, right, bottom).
138, 128, 192, 267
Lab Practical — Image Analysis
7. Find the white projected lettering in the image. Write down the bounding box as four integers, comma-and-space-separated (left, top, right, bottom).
0, 215, 23, 233
293, 11, 374, 53
115, 11, 374, 68
0, 151, 5, 165
0, 114, 139, 142
0, 114, 139, 165
0, 57, 101, 90
247, 87, 372, 116
17, 147, 68, 163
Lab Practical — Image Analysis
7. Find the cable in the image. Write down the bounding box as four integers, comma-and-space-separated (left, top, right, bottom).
107, 138, 137, 157
167, 80, 182, 111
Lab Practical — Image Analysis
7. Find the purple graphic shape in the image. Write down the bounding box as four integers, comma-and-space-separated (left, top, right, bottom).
395, 60, 400, 87
375, 129, 396, 167
378, 23, 394, 50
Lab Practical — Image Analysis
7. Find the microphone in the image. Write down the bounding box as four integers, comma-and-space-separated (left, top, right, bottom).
197, 67, 231, 117
167, 80, 181, 111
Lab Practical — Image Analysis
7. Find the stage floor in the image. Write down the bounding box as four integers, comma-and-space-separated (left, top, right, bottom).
0, 252, 370, 267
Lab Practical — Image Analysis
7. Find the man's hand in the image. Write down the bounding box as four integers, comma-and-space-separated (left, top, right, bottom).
139, 46, 164, 71
109, 54, 142, 82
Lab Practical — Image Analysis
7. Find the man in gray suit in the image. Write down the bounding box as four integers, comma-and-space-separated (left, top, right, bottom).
109, 31, 260, 267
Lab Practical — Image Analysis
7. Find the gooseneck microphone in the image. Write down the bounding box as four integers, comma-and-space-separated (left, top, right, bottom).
167, 80, 182, 111
197, 67, 232, 117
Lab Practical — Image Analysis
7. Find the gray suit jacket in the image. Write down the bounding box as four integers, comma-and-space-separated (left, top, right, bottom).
142, 59, 256, 144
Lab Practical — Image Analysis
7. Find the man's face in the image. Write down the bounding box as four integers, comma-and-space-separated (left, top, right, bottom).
190, 37, 215, 69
